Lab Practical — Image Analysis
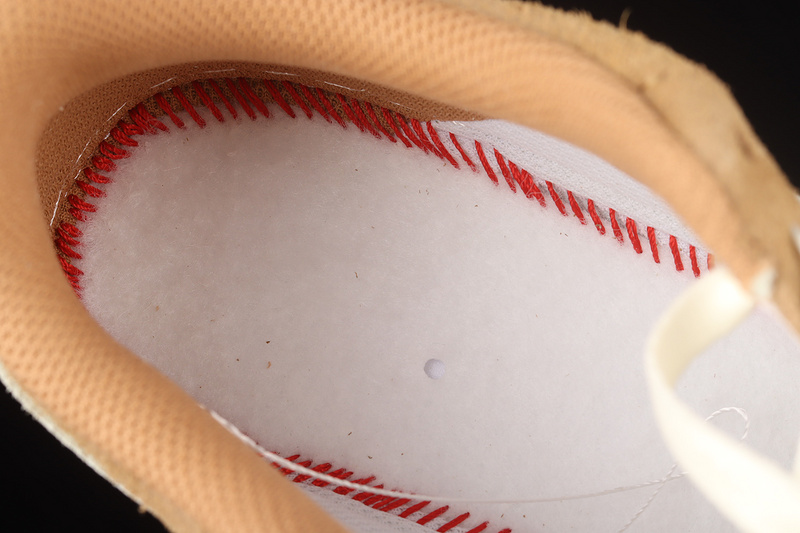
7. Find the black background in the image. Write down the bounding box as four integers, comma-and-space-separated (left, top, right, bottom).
1, 1, 797, 531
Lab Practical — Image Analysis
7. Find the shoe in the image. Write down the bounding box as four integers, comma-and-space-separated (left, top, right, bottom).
1, 1, 799, 532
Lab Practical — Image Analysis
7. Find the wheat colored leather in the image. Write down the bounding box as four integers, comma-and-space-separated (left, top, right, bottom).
1, 0, 798, 531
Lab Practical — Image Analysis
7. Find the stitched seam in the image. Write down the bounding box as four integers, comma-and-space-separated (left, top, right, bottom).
263, 452, 505, 533
54, 76, 714, 295
50, 79, 715, 529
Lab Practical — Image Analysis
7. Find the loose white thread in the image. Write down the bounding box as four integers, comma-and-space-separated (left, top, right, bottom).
49, 188, 66, 228
72, 98, 126, 167
616, 406, 749, 532
211, 407, 749, 506
150, 77, 176, 89
264, 70, 300, 77
109, 102, 128, 122
322, 81, 366, 92
75, 137, 93, 165
617, 464, 678, 533
260, 454, 682, 504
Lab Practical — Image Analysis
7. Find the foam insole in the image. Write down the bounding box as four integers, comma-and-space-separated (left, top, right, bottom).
74, 106, 800, 533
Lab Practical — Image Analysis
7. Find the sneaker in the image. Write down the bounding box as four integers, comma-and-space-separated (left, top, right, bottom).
1, 1, 799, 532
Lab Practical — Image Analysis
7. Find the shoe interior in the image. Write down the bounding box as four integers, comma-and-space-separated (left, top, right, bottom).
43, 66, 800, 533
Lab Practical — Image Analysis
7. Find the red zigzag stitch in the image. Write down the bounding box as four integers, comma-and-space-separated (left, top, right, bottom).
50, 74, 717, 531
54, 77, 713, 293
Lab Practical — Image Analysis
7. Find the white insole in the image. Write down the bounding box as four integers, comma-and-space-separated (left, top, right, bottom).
75, 106, 800, 533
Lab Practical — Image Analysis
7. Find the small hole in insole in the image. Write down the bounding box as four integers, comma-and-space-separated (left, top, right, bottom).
424, 358, 445, 379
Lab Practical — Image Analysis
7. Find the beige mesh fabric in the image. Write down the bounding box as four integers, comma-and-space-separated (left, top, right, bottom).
1, 1, 798, 532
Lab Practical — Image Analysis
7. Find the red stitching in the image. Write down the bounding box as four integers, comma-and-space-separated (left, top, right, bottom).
316, 88, 346, 127
128, 106, 156, 134
438, 512, 470, 532
427, 123, 459, 168
270, 453, 510, 532
172, 86, 207, 127
312, 467, 352, 488
689, 245, 701, 277
350, 99, 382, 138
545, 181, 567, 216
339, 477, 376, 496
283, 81, 314, 119
58, 76, 712, 305
376, 497, 402, 509
129, 103, 168, 133
567, 191, 586, 224
395, 114, 426, 152
378, 498, 411, 512
99, 141, 129, 160
290, 460, 313, 481
647, 227, 660, 263
300, 85, 331, 122
449, 133, 477, 172
609, 208, 624, 243
208, 79, 238, 119
68, 194, 96, 214
508, 161, 545, 206
91, 155, 115, 172
474, 141, 498, 185
587, 199, 605, 235
293, 461, 329, 484
364, 102, 395, 142
626, 217, 643, 254
154, 93, 185, 129
84, 168, 111, 184
495, 149, 516, 192
225, 78, 256, 120
353, 484, 384, 502
118, 121, 144, 137
59, 76, 724, 533
367, 494, 394, 507
360, 484, 384, 507
669, 235, 685, 271
411, 119, 442, 158
276, 454, 301, 475
62, 274, 81, 289
192, 81, 225, 122
110, 125, 138, 147
336, 93, 367, 132
58, 255, 83, 277
67, 278, 81, 291
334, 476, 375, 495
59, 222, 82, 238
55, 237, 81, 259
75, 180, 105, 198
418, 505, 450, 525
383, 107, 413, 148
400, 501, 431, 518
297, 462, 332, 483
263, 80, 296, 118
237, 79, 270, 119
